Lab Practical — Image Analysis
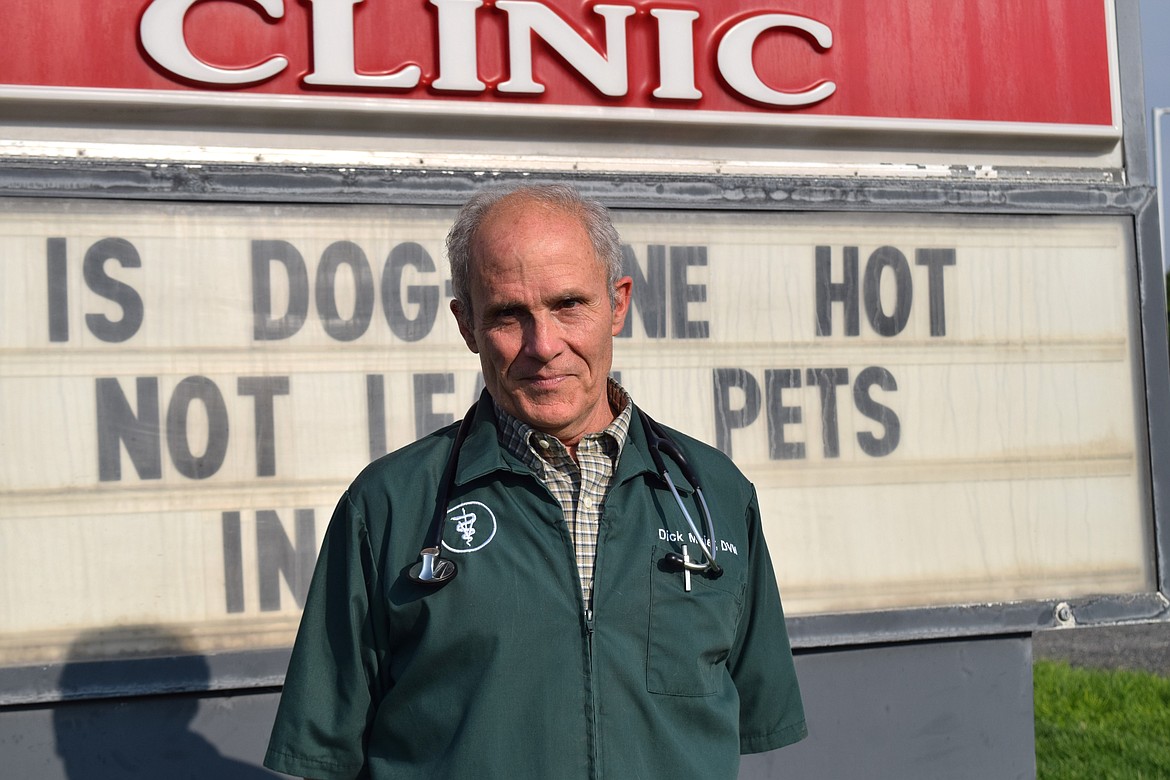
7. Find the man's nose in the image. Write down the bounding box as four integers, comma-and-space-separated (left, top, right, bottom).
522, 313, 563, 360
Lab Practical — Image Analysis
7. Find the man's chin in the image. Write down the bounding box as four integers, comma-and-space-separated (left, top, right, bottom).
513, 403, 575, 435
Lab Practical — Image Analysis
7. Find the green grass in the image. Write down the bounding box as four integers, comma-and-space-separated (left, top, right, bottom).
1034, 660, 1170, 779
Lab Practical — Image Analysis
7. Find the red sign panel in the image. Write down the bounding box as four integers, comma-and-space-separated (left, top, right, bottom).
0, 0, 1115, 130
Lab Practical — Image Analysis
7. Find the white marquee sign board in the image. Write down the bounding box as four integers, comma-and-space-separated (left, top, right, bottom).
0, 200, 1152, 662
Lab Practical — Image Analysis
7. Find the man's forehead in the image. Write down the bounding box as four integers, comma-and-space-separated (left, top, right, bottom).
478, 195, 586, 239
471, 200, 602, 270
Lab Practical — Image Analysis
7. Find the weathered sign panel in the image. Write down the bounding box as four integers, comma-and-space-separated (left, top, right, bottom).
0, 200, 1151, 663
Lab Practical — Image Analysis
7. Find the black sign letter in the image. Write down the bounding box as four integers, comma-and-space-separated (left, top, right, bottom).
619, 244, 667, 338
317, 241, 375, 342
257, 509, 316, 611
252, 240, 309, 340
765, 369, 805, 460
712, 368, 761, 458
383, 242, 439, 342
84, 238, 144, 343
96, 377, 161, 481
238, 376, 290, 477
367, 374, 387, 460
670, 246, 710, 339
806, 367, 849, 458
815, 245, 860, 336
916, 248, 957, 337
47, 238, 69, 342
414, 373, 455, 437
864, 246, 913, 337
854, 366, 900, 456
166, 376, 230, 479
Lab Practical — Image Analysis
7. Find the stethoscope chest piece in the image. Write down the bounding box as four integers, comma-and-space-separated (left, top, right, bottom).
409, 546, 457, 584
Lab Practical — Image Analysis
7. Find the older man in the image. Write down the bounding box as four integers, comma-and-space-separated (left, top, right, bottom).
265, 185, 805, 779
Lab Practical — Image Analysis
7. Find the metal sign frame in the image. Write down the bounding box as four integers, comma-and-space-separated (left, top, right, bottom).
0, 0, 1165, 705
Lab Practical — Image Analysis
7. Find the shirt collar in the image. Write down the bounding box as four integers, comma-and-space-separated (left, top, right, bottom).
495, 379, 632, 465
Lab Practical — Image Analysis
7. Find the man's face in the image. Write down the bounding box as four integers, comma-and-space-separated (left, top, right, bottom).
452, 198, 632, 447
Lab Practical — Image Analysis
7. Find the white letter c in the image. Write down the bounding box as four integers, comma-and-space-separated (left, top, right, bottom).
140, 0, 288, 85
717, 14, 835, 107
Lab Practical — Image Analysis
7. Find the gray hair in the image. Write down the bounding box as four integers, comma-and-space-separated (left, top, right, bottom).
446, 184, 624, 316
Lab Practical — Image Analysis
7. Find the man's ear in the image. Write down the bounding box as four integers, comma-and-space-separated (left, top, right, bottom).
451, 300, 480, 353
610, 276, 633, 337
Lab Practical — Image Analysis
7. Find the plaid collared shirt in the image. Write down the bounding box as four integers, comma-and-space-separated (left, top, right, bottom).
495, 381, 632, 608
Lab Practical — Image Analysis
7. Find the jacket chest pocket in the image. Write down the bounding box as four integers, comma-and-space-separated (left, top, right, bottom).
646, 545, 743, 696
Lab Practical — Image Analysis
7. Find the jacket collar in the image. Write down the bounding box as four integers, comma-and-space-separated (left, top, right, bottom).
452, 391, 529, 487
616, 406, 696, 496
452, 392, 696, 496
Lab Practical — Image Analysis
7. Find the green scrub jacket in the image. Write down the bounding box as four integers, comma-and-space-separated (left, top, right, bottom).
265, 395, 806, 779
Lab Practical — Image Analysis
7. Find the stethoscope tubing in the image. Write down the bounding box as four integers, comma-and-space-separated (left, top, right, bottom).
408, 409, 475, 584
410, 402, 721, 584
638, 411, 722, 577
661, 471, 718, 572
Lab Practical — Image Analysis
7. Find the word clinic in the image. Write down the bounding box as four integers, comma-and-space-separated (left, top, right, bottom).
140, 0, 836, 108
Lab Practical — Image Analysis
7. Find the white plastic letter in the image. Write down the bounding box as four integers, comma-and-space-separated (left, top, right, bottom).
140, 0, 288, 85
497, 1, 634, 97
650, 9, 701, 100
303, 0, 421, 88
430, 0, 485, 91
716, 14, 836, 107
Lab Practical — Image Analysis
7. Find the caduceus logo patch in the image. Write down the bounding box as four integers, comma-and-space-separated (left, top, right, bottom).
441, 501, 498, 554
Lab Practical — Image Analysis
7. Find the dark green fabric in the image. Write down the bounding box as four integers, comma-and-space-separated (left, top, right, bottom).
265, 395, 806, 779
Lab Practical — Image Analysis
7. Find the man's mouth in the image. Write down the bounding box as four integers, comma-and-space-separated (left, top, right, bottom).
520, 373, 568, 390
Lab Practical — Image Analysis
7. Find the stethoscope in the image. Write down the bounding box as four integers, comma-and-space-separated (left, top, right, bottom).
408, 403, 723, 586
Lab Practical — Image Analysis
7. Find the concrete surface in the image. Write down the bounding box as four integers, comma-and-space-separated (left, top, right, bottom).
1033, 623, 1170, 677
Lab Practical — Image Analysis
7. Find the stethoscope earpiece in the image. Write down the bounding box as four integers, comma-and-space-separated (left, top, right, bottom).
664, 551, 723, 579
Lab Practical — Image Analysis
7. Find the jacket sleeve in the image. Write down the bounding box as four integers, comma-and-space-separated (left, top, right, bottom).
264, 491, 382, 780
728, 489, 808, 754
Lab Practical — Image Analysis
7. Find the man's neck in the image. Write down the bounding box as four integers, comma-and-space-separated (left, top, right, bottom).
493, 380, 631, 463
